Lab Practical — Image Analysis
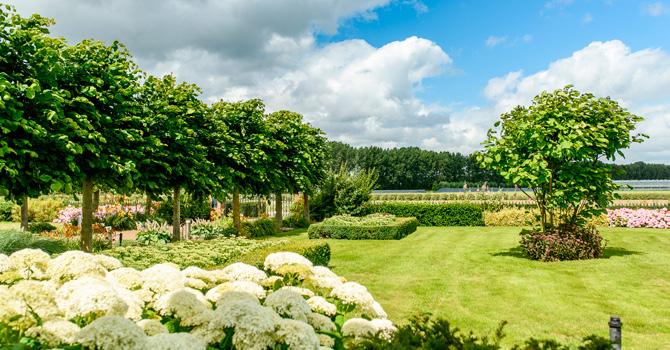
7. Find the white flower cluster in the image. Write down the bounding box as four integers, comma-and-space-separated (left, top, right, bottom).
0, 249, 394, 349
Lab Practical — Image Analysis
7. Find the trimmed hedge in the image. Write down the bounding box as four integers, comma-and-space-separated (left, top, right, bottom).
236, 240, 331, 268
366, 202, 484, 226
308, 214, 418, 240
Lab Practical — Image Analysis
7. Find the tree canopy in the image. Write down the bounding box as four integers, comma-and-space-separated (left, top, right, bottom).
477, 86, 646, 230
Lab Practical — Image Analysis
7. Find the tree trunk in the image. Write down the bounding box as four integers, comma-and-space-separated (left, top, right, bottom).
145, 194, 152, 217
80, 178, 94, 252
172, 186, 181, 242
20, 196, 28, 231
303, 192, 310, 223
274, 192, 283, 228
233, 189, 241, 231
92, 189, 100, 213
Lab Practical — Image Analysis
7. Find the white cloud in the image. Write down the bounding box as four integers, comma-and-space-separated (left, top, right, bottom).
582, 13, 594, 23
482, 40, 670, 163
642, 1, 669, 16
485, 36, 507, 48
10, 0, 458, 152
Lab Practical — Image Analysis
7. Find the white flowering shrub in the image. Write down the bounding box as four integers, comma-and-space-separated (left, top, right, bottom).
0, 249, 393, 349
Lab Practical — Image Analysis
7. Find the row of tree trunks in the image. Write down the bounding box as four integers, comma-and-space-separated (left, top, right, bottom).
20, 196, 28, 231
80, 178, 94, 252
172, 186, 181, 242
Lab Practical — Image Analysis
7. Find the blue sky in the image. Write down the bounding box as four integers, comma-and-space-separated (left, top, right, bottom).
11, 0, 670, 163
323, 0, 670, 106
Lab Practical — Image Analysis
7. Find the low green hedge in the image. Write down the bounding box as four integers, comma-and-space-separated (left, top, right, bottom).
308, 214, 418, 240
236, 240, 331, 268
103, 238, 284, 270
365, 202, 484, 226
103, 237, 329, 270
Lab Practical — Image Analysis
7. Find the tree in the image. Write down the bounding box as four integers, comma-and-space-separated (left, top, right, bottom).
59, 40, 144, 252
477, 86, 646, 231
0, 5, 76, 229
265, 110, 328, 225
207, 99, 272, 231
136, 74, 215, 241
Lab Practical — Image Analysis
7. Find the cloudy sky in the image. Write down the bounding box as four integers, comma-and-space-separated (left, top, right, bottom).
11, 0, 670, 163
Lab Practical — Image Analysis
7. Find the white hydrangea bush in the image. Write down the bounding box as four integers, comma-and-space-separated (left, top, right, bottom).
0, 249, 395, 349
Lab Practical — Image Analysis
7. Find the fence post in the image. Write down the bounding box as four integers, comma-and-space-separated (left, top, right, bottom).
185, 219, 192, 240
609, 316, 622, 350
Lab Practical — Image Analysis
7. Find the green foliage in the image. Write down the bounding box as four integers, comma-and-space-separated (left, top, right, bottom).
308, 214, 418, 240
0, 198, 15, 222
103, 237, 284, 270
136, 221, 171, 246
207, 99, 273, 195
477, 86, 646, 231
10, 197, 65, 222
240, 218, 277, 238
328, 142, 503, 191
283, 197, 310, 228
26, 222, 56, 234
355, 314, 611, 350
484, 208, 538, 227
136, 74, 216, 200
519, 226, 605, 261
155, 195, 210, 222
366, 202, 485, 226
190, 219, 236, 240
311, 165, 378, 220
0, 230, 77, 255
265, 110, 328, 195
236, 240, 331, 268
0, 5, 76, 201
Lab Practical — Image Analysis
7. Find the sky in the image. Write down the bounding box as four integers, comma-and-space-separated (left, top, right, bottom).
9, 0, 670, 163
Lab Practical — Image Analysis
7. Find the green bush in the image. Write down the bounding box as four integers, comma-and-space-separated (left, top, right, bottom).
311, 165, 378, 221
356, 314, 611, 350
484, 208, 538, 226
0, 230, 77, 255
0, 198, 15, 221
236, 240, 331, 268
366, 202, 484, 226
10, 197, 65, 223
190, 219, 236, 240
103, 237, 284, 270
283, 214, 310, 229
136, 221, 172, 246
308, 214, 418, 240
240, 217, 277, 238
27, 222, 57, 234
519, 225, 606, 261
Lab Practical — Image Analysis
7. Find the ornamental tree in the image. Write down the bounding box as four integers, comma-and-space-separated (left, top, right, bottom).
477, 86, 646, 232
59, 40, 145, 252
207, 99, 273, 230
265, 110, 328, 224
137, 74, 216, 241
0, 6, 76, 229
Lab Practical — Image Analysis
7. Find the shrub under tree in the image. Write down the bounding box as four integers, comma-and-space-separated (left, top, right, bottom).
477, 86, 646, 261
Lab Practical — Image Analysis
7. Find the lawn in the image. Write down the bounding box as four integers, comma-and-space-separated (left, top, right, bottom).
281, 226, 670, 349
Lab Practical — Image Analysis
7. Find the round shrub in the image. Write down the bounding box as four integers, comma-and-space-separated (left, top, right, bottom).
519, 225, 606, 261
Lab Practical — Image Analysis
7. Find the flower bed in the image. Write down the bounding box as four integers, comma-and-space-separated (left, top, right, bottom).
308, 214, 418, 240
0, 248, 392, 349
607, 208, 670, 229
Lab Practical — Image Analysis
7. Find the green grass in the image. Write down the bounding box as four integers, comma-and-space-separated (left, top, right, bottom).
279, 226, 670, 349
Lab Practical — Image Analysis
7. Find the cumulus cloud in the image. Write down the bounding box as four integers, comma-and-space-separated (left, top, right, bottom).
482, 40, 670, 163
10, 0, 465, 150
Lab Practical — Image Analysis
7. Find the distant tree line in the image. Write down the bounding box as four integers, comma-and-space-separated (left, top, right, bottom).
610, 162, 670, 180
328, 142, 670, 190
327, 142, 504, 190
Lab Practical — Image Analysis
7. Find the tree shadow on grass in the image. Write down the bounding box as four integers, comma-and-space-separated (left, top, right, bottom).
491, 246, 643, 260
